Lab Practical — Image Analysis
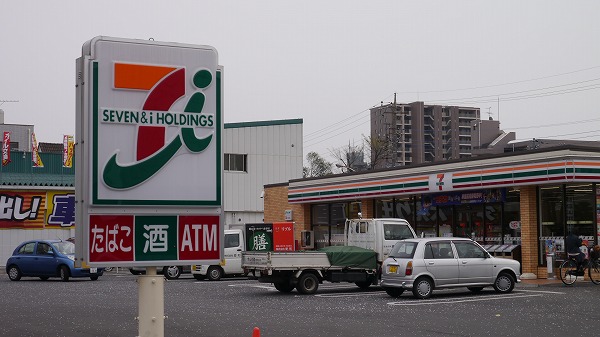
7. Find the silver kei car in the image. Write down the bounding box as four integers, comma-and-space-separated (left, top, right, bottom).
381, 237, 521, 299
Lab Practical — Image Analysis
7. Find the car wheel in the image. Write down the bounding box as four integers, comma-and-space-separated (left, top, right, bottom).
412, 277, 433, 299
90, 276, 99, 281
7, 266, 22, 281
467, 287, 484, 293
207, 266, 223, 281
355, 281, 372, 289
163, 266, 182, 280
59, 266, 71, 282
39, 276, 50, 281
193, 274, 206, 281
296, 273, 319, 295
274, 280, 295, 293
384, 287, 405, 298
493, 272, 515, 293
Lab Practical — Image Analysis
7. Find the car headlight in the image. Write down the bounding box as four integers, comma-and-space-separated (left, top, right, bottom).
68, 255, 75, 261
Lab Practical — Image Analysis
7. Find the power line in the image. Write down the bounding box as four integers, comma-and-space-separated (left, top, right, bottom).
506, 117, 600, 130
303, 68, 600, 156
423, 79, 600, 105
394, 65, 600, 94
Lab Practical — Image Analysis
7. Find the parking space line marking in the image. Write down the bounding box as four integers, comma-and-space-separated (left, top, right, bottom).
227, 284, 277, 291
388, 294, 541, 306
515, 289, 566, 295
316, 292, 385, 298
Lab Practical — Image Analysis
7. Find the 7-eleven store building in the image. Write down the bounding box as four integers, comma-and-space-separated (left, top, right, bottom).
263, 146, 600, 279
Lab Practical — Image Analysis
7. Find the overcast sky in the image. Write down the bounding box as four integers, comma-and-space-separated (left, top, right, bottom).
1, 1, 599, 165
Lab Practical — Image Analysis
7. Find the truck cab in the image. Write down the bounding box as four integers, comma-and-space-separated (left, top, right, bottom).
191, 229, 244, 281
345, 218, 416, 262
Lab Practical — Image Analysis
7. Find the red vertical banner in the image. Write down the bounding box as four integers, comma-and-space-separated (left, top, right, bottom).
31, 133, 44, 167
63, 135, 74, 168
2, 131, 10, 166
273, 222, 295, 251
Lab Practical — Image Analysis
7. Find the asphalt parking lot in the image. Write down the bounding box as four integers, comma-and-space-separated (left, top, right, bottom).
0, 269, 598, 337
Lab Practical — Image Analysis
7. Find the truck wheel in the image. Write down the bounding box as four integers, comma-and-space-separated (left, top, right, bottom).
384, 287, 404, 298
296, 273, 319, 295
274, 281, 295, 293
207, 266, 223, 281
355, 281, 371, 289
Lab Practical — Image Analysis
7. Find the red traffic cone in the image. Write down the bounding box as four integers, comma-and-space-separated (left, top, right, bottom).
252, 327, 260, 337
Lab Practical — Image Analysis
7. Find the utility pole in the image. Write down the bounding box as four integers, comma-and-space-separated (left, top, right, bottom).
393, 92, 398, 167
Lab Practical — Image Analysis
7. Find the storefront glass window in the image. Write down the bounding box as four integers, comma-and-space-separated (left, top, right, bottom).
395, 197, 415, 223
454, 204, 484, 242
438, 206, 453, 237
348, 201, 361, 220
416, 195, 437, 237
539, 185, 564, 261
313, 225, 330, 250
330, 223, 346, 246
376, 199, 395, 218
312, 204, 330, 225
310, 203, 355, 248
565, 184, 595, 240
484, 204, 502, 244
503, 189, 521, 245
330, 203, 347, 226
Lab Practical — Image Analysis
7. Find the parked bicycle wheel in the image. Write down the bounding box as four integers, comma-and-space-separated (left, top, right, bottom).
559, 259, 578, 285
588, 259, 600, 285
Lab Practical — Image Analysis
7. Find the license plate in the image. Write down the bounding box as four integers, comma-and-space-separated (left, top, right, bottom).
90, 268, 97, 274
389, 265, 398, 273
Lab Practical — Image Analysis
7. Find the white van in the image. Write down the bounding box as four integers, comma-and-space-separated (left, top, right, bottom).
191, 229, 245, 281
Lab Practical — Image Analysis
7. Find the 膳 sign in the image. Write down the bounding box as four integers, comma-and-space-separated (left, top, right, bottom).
245, 222, 295, 252
89, 215, 220, 263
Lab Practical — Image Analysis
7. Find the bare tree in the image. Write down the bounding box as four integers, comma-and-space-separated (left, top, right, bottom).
329, 141, 364, 173
303, 151, 333, 177
363, 134, 390, 170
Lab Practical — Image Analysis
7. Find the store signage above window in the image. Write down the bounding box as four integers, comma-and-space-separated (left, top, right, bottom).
288, 158, 600, 204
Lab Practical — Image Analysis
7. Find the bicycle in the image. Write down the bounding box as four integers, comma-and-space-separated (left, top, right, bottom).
559, 250, 600, 286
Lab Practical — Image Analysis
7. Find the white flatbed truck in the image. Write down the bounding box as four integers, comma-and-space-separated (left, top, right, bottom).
242, 218, 416, 294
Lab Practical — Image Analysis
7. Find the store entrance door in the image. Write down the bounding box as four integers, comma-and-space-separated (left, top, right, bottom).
454, 205, 484, 242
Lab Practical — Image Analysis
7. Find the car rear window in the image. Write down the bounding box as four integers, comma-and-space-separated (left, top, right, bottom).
389, 241, 417, 258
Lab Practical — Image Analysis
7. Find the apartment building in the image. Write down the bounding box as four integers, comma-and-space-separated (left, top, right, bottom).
370, 102, 480, 168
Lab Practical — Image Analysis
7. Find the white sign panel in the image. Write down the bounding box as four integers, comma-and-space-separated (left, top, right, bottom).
75, 36, 223, 267
87, 37, 221, 206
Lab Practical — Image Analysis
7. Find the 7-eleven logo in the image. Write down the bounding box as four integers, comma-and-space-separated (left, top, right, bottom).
101, 63, 214, 189
429, 173, 453, 192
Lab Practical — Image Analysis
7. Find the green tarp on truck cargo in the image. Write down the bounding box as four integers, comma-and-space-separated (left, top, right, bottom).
318, 246, 377, 269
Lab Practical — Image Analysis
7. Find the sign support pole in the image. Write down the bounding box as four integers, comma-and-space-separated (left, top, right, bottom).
137, 267, 165, 337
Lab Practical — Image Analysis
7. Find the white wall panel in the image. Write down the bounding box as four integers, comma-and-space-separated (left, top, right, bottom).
1, 229, 74, 267
223, 120, 303, 223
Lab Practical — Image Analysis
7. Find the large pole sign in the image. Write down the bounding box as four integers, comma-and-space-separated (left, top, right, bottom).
75, 36, 223, 267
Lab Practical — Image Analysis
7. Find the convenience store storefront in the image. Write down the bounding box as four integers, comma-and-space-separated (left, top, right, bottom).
264, 146, 600, 279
